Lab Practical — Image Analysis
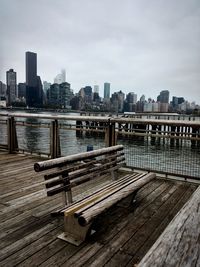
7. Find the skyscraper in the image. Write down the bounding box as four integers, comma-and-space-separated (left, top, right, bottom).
104, 82, 110, 99
26, 51, 37, 87
6, 69, 17, 106
26, 51, 43, 107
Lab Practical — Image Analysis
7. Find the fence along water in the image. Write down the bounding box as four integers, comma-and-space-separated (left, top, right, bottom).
0, 112, 200, 179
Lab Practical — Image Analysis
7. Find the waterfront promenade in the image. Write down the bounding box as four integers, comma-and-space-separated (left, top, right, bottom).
0, 150, 198, 266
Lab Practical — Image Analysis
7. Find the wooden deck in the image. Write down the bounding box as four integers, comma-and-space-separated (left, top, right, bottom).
0, 151, 198, 267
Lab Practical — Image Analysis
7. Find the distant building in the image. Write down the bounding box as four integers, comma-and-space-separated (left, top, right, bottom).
172, 96, 185, 110
157, 90, 169, 112
6, 69, 17, 106
124, 92, 137, 112
26, 51, 43, 107
111, 90, 125, 112
47, 83, 59, 107
140, 95, 145, 103
0, 81, 6, 96
104, 82, 110, 99
54, 69, 66, 84
43, 81, 51, 94
152, 102, 160, 112
160, 103, 169, 113
26, 51, 37, 87
135, 95, 145, 112
143, 101, 153, 112
80, 86, 93, 104
37, 76, 43, 106
93, 92, 100, 103
18, 83, 26, 99
94, 85, 99, 94
70, 94, 81, 110
0, 96, 6, 107
60, 82, 73, 108
43, 81, 51, 104
157, 90, 169, 103
47, 82, 73, 108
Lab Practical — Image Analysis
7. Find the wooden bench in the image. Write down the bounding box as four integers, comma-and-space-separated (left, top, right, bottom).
34, 145, 156, 245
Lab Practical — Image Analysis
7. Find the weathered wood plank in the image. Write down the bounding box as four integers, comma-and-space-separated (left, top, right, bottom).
120, 184, 188, 255
126, 184, 197, 266
138, 186, 200, 267
104, 252, 132, 267
42, 242, 103, 267
0, 226, 63, 267
0, 217, 60, 261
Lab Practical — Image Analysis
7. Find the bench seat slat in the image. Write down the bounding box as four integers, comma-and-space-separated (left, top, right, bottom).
63, 172, 141, 217
78, 172, 156, 226
73, 172, 145, 218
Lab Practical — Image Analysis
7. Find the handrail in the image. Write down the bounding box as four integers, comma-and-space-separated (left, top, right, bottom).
0, 111, 200, 180
1, 112, 200, 126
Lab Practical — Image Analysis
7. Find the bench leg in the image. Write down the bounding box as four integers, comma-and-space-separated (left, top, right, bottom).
58, 214, 92, 246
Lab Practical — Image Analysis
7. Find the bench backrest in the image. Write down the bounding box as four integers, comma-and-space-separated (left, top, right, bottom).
34, 145, 125, 204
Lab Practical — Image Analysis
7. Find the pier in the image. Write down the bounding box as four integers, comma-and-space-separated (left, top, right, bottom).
0, 150, 199, 266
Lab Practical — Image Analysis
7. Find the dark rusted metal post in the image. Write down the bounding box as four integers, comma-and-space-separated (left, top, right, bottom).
7, 116, 18, 153
50, 119, 61, 158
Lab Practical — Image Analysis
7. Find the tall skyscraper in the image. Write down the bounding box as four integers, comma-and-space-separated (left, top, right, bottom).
104, 82, 110, 99
6, 69, 17, 106
26, 52, 37, 87
26, 51, 43, 107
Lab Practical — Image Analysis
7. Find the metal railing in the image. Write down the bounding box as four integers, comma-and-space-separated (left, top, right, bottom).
0, 111, 200, 180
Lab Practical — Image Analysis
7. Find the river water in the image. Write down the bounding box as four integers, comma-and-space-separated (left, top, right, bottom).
0, 110, 200, 178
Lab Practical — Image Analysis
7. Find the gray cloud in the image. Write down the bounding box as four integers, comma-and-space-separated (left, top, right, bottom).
0, 0, 200, 103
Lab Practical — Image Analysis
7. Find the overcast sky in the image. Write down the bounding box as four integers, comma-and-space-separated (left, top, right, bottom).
0, 0, 200, 103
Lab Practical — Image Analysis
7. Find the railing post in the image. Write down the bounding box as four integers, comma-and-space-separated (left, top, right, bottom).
50, 119, 61, 158
7, 116, 18, 153
105, 120, 116, 147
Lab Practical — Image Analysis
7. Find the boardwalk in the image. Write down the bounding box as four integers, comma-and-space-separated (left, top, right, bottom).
0, 151, 198, 266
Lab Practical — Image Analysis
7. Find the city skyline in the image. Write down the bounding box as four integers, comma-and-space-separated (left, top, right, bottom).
0, 64, 199, 106
0, 0, 199, 103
